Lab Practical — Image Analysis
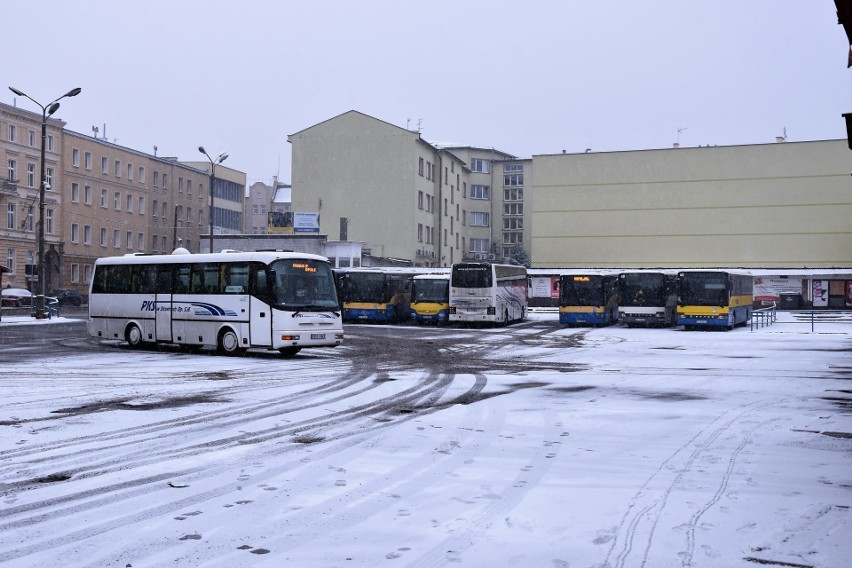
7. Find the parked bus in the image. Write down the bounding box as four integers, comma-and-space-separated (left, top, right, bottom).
87, 249, 343, 356
558, 272, 619, 326
617, 270, 678, 327
677, 270, 753, 330
410, 273, 450, 324
336, 268, 413, 323
449, 263, 528, 325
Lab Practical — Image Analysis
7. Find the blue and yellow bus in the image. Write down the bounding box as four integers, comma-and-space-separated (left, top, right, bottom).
558, 272, 619, 326
410, 273, 450, 324
677, 270, 753, 330
617, 270, 678, 327
337, 268, 413, 323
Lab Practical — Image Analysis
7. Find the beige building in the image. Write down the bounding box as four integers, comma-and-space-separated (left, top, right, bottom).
531, 139, 851, 268
244, 177, 291, 234
1, 101, 66, 292
289, 111, 523, 267
62, 132, 212, 291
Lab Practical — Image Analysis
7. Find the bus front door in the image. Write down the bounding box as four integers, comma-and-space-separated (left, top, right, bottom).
250, 297, 272, 347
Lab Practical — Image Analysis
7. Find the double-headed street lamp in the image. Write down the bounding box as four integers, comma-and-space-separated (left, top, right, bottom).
8, 85, 81, 318
198, 146, 228, 254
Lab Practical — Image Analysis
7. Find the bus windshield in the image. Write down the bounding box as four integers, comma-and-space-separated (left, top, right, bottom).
620, 273, 668, 306
413, 279, 449, 303
270, 259, 339, 310
680, 273, 729, 306
561, 276, 604, 306
452, 265, 492, 288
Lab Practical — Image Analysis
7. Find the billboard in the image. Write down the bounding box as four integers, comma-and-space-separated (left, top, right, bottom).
293, 212, 320, 233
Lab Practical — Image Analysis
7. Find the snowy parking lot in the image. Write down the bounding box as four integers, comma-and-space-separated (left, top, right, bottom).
0, 312, 850, 567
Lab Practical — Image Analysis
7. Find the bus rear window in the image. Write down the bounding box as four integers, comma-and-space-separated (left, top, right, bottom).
452, 265, 492, 288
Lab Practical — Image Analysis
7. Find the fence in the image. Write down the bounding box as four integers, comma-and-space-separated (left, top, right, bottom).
750, 304, 777, 330
752, 308, 852, 333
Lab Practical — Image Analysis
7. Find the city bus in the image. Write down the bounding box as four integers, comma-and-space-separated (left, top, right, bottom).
87, 249, 343, 356
617, 270, 678, 327
410, 273, 450, 324
558, 271, 619, 326
677, 270, 753, 330
449, 263, 528, 325
336, 268, 413, 323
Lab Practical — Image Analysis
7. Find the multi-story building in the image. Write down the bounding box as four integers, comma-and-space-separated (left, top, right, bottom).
1, 101, 66, 292
244, 177, 291, 234
181, 161, 246, 250
61, 134, 213, 292
289, 111, 523, 267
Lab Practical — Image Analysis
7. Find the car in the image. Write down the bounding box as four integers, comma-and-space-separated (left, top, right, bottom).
2, 287, 33, 307
48, 288, 84, 306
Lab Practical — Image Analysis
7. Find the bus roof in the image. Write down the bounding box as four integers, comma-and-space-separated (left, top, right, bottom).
94, 250, 331, 266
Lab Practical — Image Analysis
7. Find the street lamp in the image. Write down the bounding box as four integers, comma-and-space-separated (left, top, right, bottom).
8, 85, 81, 318
198, 146, 228, 253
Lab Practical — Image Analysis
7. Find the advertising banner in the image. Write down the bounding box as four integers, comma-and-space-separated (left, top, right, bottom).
753, 277, 803, 302
530, 276, 559, 299
293, 212, 320, 233
268, 211, 293, 234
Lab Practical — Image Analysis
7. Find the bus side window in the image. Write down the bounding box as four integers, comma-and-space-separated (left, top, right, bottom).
174, 266, 191, 294
157, 266, 173, 294
224, 263, 249, 294
251, 264, 269, 300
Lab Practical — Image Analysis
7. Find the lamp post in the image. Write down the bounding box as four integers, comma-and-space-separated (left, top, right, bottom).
198, 146, 228, 253
8, 86, 81, 318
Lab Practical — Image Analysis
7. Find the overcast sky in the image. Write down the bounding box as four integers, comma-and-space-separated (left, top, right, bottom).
4, 1, 850, 185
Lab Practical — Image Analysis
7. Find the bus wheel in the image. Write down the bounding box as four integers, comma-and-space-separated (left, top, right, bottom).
125, 323, 144, 348
217, 328, 245, 355
278, 347, 301, 357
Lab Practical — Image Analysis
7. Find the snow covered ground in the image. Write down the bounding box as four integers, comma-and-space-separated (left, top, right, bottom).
0, 312, 850, 567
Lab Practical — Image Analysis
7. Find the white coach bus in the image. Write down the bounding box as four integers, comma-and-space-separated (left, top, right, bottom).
87, 249, 343, 356
448, 262, 528, 325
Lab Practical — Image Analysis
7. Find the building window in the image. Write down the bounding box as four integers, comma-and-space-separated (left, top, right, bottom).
162, 174, 168, 189
469, 211, 490, 227
84, 185, 92, 205
503, 203, 523, 216
504, 163, 523, 173
71, 223, 79, 243
101, 156, 108, 174
138, 166, 145, 183
114, 229, 121, 248
46, 167, 53, 189
46, 209, 54, 234
418, 157, 424, 177
126, 194, 133, 212
70, 183, 80, 203
178, 177, 184, 193
470, 238, 489, 253
127, 164, 133, 180
83, 225, 92, 245
100, 227, 107, 247
153, 171, 159, 188
25, 206, 33, 231
418, 191, 423, 209
6, 203, 15, 229
503, 218, 523, 230
72, 148, 80, 167
187, 180, 192, 198
138, 233, 145, 251
28, 130, 35, 147
127, 231, 133, 250
6, 249, 14, 274
114, 160, 121, 177
504, 188, 523, 201
27, 163, 35, 187
470, 185, 490, 200
138, 196, 145, 214
84, 152, 92, 170
504, 174, 524, 186
417, 223, 423, 242
83, 264, 91, 284
114, 191, 121, 211
7, 159, 16, 181
470, 159, 490, 173
46, 135, 54, 152
152, 199, 159, 218
71, 264, 79, 284
7, 124, 16, 142
100, 189, 107, 208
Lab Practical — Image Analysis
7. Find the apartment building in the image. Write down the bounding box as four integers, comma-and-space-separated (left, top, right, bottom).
180, 161, 246, 249
289, 111, 525, 267
0, 102, 66, 291
62, 132, 213, 291
244, 177, 291, 234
